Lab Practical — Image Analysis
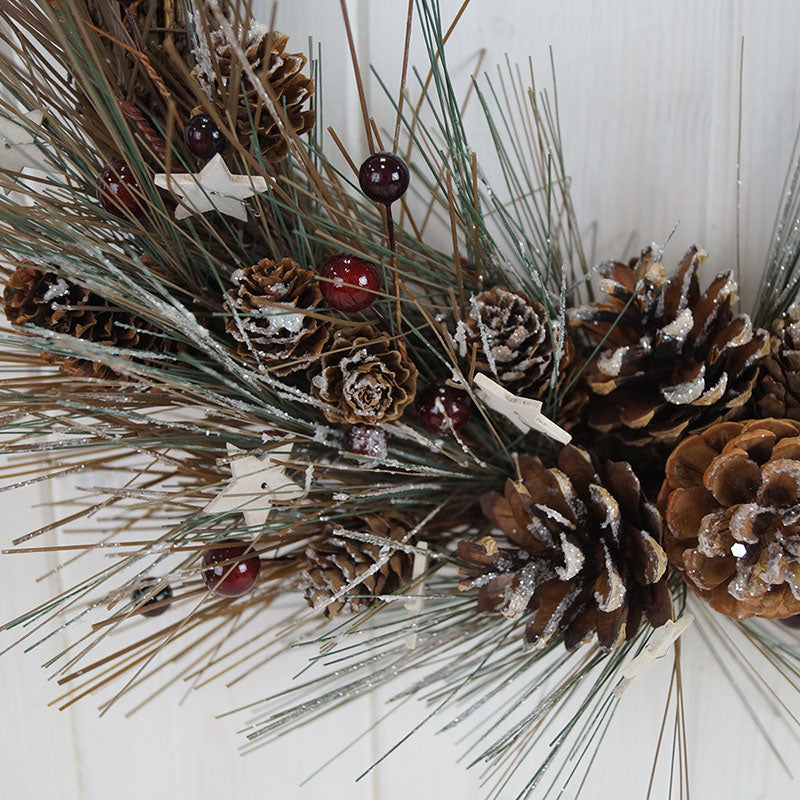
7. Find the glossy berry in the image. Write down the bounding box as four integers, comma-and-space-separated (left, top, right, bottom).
97, 159, 143, 217
132, 580, 173, 617
320, 253, 380, 312
418, 382, 471, 435
358, 151, 409, 205
184, 113, 226, 160
201, 538, 261, 597
344, 424, 388, 460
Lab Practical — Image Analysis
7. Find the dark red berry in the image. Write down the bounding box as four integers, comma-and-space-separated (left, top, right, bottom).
184, 113, 226, 160
132, 580, 173, 617
201, 538, 261, 597
779, 615, 800, 629
320, 253, 380, 312
344, 424, 388, 460
97, 159, 143, 217
358, 151, 410, 205
418, 382, 471, 435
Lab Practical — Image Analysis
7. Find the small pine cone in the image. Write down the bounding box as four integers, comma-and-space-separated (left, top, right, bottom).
658, 417, 800, 620
209, 26, 314, 162
569, 246, 769, 445
3, 263, 160, 379
302, 513, 414, 617
755, 304, 800, 420
309, 324, 418, 425
464, 287, 572, 395
461, 446, 672, 651
224, 258, 329, 374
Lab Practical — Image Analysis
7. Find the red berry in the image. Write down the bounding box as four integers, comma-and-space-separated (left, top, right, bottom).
359, 152, 409, 205
97, 159, 144, 217
320, 253, 380, 312
418, 382, 471, 435
184, 113, 226, 160
132, 580, 173, 617
201, 538, 261, 597
344, 424, 388, 460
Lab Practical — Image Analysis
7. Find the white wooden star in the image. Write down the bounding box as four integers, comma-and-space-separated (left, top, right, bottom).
0, 109, 50, 186
154, 154, 268, 221
203, 442, 303, 529
613, 614, 693, 697
473, 373, 571, 445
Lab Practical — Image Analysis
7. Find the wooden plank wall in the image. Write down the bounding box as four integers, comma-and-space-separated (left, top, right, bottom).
3, 1, 800, 797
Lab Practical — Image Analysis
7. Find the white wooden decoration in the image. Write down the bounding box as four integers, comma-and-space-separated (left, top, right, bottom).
154, 153, 268, 221
473, 372, 571, 444
203, 442, 303, 528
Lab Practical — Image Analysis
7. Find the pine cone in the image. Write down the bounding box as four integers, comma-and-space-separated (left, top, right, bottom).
3, 262, 160, 379
302, 512, 414, 617
224, 258, 329, 374
658, 417, 800, 620
755, 303, 800, 420
209, 25, 314, 162
569, 246, 769, 445
465, 286, 575, 390
461, 446, 672, 651
309, 324, 418, 425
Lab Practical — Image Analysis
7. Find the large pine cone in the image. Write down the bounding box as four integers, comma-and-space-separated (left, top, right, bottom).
756, 304, 800, 420
301, 512, 414, 617
461, 446, 672, 651
209, 26, 314, 162
3, 263, 161, 379
658, 417, 800, 620
309, 324, 418, 425
224, 258, 329, 374
569, 246, 768, 445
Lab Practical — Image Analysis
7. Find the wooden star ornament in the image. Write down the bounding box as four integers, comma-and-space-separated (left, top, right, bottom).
473, 373, 571, 445
203, 442, 304, 529
154, 154, 268, 221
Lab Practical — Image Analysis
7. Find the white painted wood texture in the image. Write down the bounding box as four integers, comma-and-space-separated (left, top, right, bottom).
3, 1, 800, 797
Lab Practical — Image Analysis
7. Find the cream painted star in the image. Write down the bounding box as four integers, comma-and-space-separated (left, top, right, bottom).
473, 373, 571, 445
0, 109, 50, 186
154, 154, 268, 221
203, 442, 303, 529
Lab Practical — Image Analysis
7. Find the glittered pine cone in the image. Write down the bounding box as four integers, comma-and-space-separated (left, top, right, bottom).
569, 246, 769, 445
309, 324, 418, 425
302, 512, 415, 617
464, 285, 578, 393
460, 445, 672, 651
224, 258, 329, 374
658, 417, 800, 620
755, 304, 800, 421
3, 262, 161, 380
209, 25, 314, 162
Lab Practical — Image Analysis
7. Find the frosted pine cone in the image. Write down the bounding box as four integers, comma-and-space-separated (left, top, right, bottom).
224, 258, 329, 374
569, 246, 768, 445
208, 25, 314, 162
658, 417, 800, 620
309, 324, 418, 425
461, 446, 672, 651
302, 513, 414, 617
2, 262, 160, 379
465, 286, 575, 395
756, 304, 800, 420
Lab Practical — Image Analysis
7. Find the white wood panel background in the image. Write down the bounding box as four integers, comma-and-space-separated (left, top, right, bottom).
3, 1, 800, 798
